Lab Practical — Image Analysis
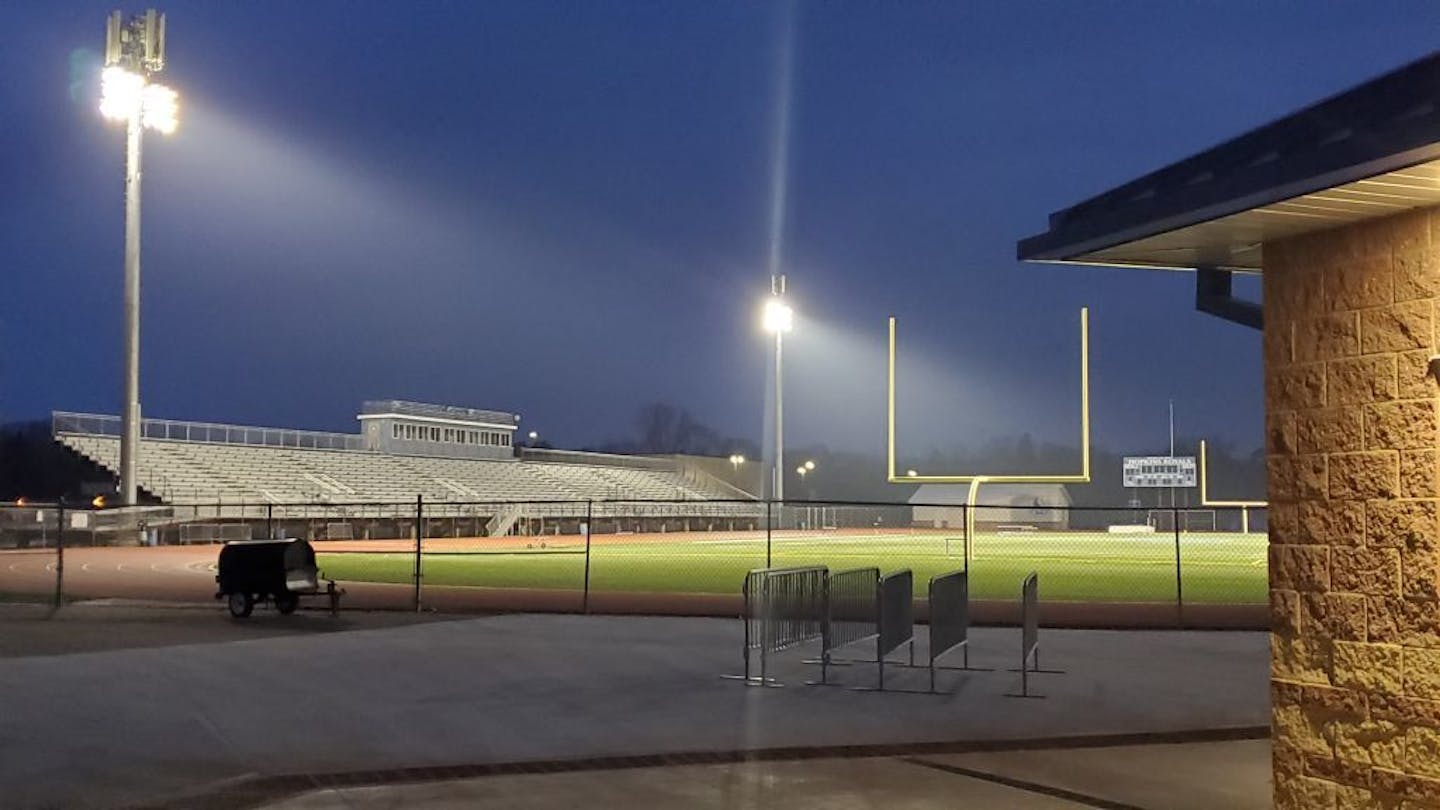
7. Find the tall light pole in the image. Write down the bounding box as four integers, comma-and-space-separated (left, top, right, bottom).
762, 275, 793, 502
100, 9, 177, 505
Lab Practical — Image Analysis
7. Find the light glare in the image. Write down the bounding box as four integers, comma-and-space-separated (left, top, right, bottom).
142, 83, 179, 134
99, 68, 179, 134
762, 298, 793, 333
99, 66, 144, 121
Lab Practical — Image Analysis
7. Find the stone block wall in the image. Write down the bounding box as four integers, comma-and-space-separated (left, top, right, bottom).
1266, 207, 1440, 808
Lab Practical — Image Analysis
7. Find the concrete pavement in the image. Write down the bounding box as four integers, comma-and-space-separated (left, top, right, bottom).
0, 610, 1268, 809
262, 740, 1272, 810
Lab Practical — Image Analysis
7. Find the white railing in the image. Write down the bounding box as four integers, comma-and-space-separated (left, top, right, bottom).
52, 411, 366, 452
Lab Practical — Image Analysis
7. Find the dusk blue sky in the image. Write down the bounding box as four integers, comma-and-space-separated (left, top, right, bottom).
4, 2, 1439, 457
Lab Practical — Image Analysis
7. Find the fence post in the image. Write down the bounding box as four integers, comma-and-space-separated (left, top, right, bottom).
414, 494, 424, 612
583, 500, 593, 614
959, 503, 968, 563
1172, 507, 1184, 628
54, 501, 66, 609
765, 500, 773, 568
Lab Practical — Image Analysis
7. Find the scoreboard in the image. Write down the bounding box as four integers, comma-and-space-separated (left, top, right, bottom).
1123, 456, 1196, 488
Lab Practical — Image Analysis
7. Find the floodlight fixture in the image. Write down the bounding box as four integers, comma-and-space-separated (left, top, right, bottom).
141, 83, 178, 134
99, 66, 145, 121
762, 298, 794, 333
99, 66, 179, 134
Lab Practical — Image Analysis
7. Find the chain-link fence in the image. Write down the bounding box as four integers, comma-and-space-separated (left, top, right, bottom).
0, 498, 1268, 626
0, 504, 63, 606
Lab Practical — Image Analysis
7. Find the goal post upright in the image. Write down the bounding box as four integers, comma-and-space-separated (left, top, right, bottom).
887, 307, 1092, 564
1197, 439, 1267, 534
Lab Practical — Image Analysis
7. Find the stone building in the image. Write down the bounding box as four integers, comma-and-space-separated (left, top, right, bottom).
1018, 54, 1440, 809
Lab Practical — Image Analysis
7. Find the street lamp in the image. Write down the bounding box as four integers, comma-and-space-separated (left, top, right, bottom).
728, 454, 745, 471
797, 460, 816, 490
100, 9, 177, 506
762, 275, 793, 503
796, 461, 817, 528
528, 431, 539, 446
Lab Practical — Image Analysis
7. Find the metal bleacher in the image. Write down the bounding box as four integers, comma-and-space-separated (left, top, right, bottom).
55, 431, 750, 518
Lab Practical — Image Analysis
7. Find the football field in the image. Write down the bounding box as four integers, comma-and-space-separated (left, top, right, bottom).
316, 529, 1268, 605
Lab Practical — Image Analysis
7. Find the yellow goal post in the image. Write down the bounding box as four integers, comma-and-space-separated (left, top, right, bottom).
888, 308, 1091, 563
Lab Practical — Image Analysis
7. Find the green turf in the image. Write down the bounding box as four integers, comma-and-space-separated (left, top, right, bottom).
317, 530, 1267, 604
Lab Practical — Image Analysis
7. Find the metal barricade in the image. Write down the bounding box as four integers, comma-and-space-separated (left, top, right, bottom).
729, 566, 828, 686
870, 569, 914, 691
926, 569, 988, 692
810, 567, 879, 685
1007, 571, 1060, 698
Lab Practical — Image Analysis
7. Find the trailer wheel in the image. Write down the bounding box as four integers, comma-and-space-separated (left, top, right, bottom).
274, 593, 299, 615
227, 592, 254, 618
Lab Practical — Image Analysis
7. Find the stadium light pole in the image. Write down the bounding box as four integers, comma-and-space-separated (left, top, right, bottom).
100, 9, 176, 506
762, 275, 793, 503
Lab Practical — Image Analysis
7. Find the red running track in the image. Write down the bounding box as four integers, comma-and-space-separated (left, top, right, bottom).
0, 544, 1265, 628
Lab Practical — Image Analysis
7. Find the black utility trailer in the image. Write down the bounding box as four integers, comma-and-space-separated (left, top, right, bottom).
214, 538, 343, 618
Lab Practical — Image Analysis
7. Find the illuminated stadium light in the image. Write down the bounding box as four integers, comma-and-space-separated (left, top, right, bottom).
99, 66, 145, 121
100, 9, 174, 506
762, 298, 793, 333
141, 82, 178, 134
98, 69, 178, 135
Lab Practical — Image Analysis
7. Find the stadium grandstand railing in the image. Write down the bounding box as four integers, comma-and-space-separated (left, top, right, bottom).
0, 497, 1267, 629
54, 411, 365, 452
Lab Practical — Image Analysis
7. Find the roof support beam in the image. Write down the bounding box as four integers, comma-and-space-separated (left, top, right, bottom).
1195, 266, 1262, 330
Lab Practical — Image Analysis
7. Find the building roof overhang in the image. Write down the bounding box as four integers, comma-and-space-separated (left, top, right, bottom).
1017, 52, 1440, 272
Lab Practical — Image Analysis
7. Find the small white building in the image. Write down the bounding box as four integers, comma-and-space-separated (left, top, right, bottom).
358, 400, 518, 461
909, 483, 1072, 530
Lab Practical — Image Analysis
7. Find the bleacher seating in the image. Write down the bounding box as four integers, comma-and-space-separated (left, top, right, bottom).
56, 434, 738, 507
